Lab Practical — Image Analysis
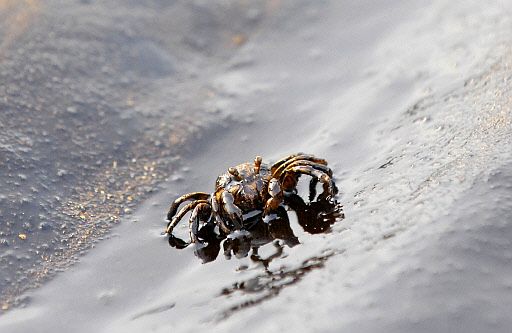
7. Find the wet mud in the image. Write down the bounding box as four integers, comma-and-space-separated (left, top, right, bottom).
0, 0, 267, 310
1, 0, 512, 332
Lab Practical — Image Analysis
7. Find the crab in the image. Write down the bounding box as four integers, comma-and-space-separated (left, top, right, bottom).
165, 153, 338, 245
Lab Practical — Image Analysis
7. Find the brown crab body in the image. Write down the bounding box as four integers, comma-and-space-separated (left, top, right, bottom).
214, 162, 271, 215
166, 153, 338, 244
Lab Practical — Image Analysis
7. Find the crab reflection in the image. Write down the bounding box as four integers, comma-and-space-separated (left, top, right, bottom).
168, 195, 344, 264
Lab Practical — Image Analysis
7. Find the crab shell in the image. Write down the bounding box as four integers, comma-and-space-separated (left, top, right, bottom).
213, 162, 272, 219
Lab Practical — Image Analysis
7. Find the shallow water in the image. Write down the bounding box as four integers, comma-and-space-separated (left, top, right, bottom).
1, 0, 512, 332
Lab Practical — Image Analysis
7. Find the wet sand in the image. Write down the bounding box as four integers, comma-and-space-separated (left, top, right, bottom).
1, 0, 512, 332
0, 0, 266, 309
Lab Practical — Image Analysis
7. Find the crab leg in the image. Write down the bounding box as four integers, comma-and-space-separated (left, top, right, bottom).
167, 192, 210, 221
279, 160, 333, 199
270, 153, 304, 173
166, 199, 209, 234
281, 166, 337, 200
188, 202, 211, 243
309, 177, 318, 202
271, 154, 328, 178
277, 160, 333, 178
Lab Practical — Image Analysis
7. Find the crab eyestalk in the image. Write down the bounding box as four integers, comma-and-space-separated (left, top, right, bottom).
228, 167, 242, 181
254, 155, 262, 174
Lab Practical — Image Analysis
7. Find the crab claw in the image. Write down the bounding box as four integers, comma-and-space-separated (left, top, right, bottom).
211, 196, 231, 234
264, 178, 283, 216
221, 191, 244, 229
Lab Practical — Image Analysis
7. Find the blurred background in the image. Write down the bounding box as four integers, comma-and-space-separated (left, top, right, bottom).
0, 0, 269, 308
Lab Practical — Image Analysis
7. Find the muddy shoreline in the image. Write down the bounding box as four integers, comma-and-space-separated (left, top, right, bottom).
0, 0, 269, 310
1, 1, 512, 332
